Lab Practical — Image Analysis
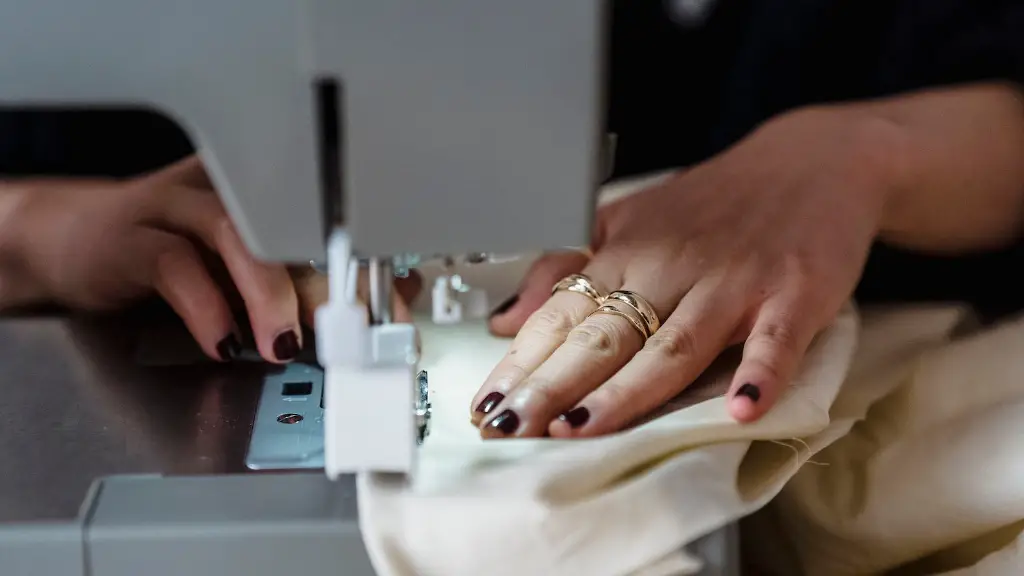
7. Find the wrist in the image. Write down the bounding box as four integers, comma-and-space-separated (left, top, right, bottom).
777, 104, 913, 235
853, 115, 920, 240
810, 105, 914, 236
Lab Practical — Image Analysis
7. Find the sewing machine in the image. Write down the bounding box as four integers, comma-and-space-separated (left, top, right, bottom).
0, 1, 739, 574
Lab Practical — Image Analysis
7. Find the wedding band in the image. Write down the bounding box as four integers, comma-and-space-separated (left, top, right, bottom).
590, 299, 650, 341
606, 290, 661, 336
552, 273, 607, 305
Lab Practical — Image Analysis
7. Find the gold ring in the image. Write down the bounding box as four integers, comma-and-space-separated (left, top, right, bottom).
552, 273, 607, 305
590, 299, 649, 341
605, 290, 661, 336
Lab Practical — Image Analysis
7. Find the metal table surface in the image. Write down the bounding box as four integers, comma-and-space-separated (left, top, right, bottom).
0, 303, 273, 524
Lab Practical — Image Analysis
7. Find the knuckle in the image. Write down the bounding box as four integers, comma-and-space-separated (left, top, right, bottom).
747, 318, 805, 369
154, 238, 196, 272
565, 319, 619, 354
211, 213, 234, 240
522, 308, 576, 340
754, 320, 800, 352
152, 250, 192, 289
518, 376, 562, 407
485, 362, 528, 394
745, 355, 784, 385
594, 380, 629, 414
644, 324, 700, 360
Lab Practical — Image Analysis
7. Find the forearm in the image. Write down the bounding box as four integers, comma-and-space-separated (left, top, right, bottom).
861, 83, 1024, 253
0, 180, 45, 308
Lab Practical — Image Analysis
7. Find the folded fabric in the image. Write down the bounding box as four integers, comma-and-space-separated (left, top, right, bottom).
745, 306, 1024, 575
357, 304, 860, 576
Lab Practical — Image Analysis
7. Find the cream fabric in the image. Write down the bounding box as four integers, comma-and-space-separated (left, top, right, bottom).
359, 303, 1024, 575
746, 306, 1024, 575
357, 305, 860, 576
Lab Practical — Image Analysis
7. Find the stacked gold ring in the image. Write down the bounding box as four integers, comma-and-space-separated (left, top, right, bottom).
590, 290, 660, 340
592, 300, 650, 340
551, 273, 607, 305
605, 290, 661, 336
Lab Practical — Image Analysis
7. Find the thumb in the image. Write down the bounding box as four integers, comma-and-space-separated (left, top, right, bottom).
488, 251, 590, 337
143, 155, 213, 190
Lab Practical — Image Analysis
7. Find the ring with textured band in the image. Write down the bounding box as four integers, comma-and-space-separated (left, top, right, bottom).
589, 298, 653, 341
605, 290, 661, 335
551, 273, 608, 305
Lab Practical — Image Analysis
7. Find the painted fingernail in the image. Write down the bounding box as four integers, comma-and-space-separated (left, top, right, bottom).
560, 406, 590, 428
489, 294, 519, 318
216, 334, 241, 361
475, 392, 505, 415
273, 330, 301, 362
735, 383, 761, 403
488, 409, 520, 435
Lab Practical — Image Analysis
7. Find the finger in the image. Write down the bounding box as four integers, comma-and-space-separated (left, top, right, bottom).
390, 288, 416, 323
140, 187, 303, 363
147, 231, 240, 362
480, 299, 645, 438
549, 275, 744, 437
727, 292, 821, 423
488, 251, 590, 337
394, 271, 423, 307
291, 268, 423, 327
480, 256, 689, 438
469, 256, 622, 425
215, 220, 302, 363
290, 267, 327, 327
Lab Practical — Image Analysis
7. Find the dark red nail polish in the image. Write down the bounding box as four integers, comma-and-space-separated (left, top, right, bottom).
216, 334, 241, 361
273, 331, 301, 361
560, 406, 590, 428
488, 410, 520, 435
475, 392, 504, 415
489, 294, 519, 318
736, 383, 761, 402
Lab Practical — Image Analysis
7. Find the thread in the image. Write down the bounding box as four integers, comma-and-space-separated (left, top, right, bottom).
767, 438, 830, 468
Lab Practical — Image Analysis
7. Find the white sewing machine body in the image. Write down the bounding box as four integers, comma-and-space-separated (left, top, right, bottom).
0, 0, 606, 477
0, 1, 740, 574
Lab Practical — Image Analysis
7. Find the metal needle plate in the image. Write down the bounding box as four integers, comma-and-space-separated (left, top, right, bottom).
246, 366, 431, 470
246, 363, 325, 470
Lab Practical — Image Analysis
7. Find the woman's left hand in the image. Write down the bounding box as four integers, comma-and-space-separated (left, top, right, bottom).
470, 106, 905, 438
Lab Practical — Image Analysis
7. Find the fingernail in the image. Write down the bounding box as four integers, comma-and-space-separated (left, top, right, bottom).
216, 334, 242, 361
273, 330, 301, 362
489, 294, 519, 318
488, 409, 520, 435
559, 406, 590, 428
475, 392, 505, 415
735, 383, 761, 403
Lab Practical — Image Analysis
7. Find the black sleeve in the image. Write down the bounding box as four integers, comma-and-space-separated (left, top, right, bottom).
876, 0, 1024, 91
853, 1, 1024, 322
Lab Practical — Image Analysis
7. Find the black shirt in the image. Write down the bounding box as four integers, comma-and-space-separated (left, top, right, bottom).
605, 0, 1024, 321
0, 109, 190, 178
3, 0, 1024, 319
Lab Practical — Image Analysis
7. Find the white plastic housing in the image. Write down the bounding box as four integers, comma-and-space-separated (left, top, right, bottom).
316, 230, 418, 478
431, 277, 463, 324
431, 276, 490, 324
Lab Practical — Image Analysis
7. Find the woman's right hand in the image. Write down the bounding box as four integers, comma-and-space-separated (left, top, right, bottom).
0, 155, 420, 363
